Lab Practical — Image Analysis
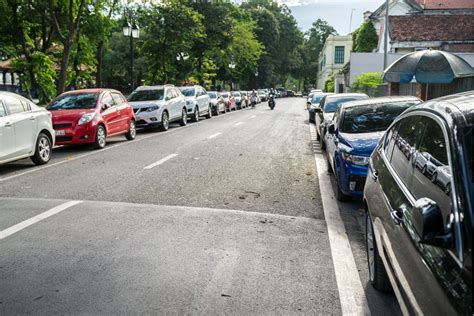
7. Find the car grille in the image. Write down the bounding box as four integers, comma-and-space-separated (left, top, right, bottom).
136, 120, 147, 125
55, 136, 73, 142
53, 123, 73, 129
133, 108, 140, 113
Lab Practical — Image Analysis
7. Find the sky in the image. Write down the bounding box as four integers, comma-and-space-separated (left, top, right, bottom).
281, 0, 382, 34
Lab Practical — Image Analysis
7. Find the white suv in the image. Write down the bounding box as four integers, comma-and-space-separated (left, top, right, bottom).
0, 92, 54, 165
179, 85, 211, 122
128, 85, 188, 131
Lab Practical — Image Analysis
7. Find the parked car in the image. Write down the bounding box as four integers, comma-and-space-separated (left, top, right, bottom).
221, 92, 236, 111
286, 90, 295, 97
0, 91, 54, 165
233, 91, 243, 109
208, 91, 226, 115
258, 89, 268, 102
179, 85, 212, 122
128, 85, 187, 131
325, 96, 421, 201
415, 151, 442, 176
364, 91, 473, 315
315, 93, 369, 150
49, 89, 135, 149
240, 91, 249, 107
308, 93, 334, 122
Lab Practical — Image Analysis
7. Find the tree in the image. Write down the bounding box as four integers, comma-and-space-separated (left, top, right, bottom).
324, 75, 334, 92
352, 72, 383, 94
353, 21, 378, 52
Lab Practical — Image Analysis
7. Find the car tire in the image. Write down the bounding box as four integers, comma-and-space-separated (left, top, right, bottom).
421, 165, 427, 175
431, 172, 437, 183
93, 125, 107, 149
179, 108, 188, 126
159, 111, 169, 131
191, 106, 199, 122
30, 133, 52, 165
335, 178, 350, 202
366, 212, 391, 292
206, 105, 212, 119
316, 130, 320, 141
125, 120, 136, 140
214, 106, 219, 116
320, 130, 326, 150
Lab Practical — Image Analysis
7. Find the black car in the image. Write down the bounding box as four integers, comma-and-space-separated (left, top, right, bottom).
364, 91, 473, 315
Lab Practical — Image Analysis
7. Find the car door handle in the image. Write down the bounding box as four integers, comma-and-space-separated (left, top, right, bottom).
4, 122, 12, 127
390, 209, 403, 225
371, 169, 379, 181
29, 116, 36, 121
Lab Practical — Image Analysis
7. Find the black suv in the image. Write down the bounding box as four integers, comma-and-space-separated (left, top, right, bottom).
364, 91, 472, 315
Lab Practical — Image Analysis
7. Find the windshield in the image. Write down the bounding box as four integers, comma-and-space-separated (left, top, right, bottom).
233, 92, 240, 97
221, 93, 229, 98
128, 89, 164, 102
208, 92, 217, 99
340, 101, 419, 133
180, 88, 195, 97
324, 96, 367, 113
311, 95, 325, 104
48, 93, 98, 110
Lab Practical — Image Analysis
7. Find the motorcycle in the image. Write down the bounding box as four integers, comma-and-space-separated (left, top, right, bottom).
268, 94, 275, 110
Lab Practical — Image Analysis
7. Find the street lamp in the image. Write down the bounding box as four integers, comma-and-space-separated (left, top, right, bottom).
123, 14, 139, 91
255, 70, 259, 89
228, 61, 236, 90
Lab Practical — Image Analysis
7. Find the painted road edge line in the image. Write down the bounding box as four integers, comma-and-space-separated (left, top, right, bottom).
310, 124, 371, 316
207, 132, 222, 140
144, 154, 178, 170
0, 200, 82, 240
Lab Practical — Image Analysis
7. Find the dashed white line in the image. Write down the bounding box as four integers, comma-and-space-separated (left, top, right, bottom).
0, 200, 82, 240
144, 154, 178, 170
207, 132, 222, 139
234, 122, 243, 127
250, 115, 257, 119
310, 124, 371, 316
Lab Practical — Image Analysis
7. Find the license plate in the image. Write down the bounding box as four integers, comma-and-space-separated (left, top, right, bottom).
55, 130, 65, 136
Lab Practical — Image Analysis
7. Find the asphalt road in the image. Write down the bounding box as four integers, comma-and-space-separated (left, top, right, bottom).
0, 98, 401, 315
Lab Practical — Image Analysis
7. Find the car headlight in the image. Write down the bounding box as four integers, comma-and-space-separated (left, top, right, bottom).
146, 105, 160, 112
78, 113, 94, 125
341, 152, 369, 166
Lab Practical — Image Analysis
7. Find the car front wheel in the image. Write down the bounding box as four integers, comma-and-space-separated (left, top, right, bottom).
159, 111, 169, 131
192, 106, 199, 122
366, 212, 391, 292
179, 108, 188, 126
93, 125, 107, 149
125, 120, 136, 140
206, 105, 212, 119
31, 133, 52, 165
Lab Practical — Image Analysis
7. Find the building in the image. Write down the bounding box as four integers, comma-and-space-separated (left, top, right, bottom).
316, 35, 352, 91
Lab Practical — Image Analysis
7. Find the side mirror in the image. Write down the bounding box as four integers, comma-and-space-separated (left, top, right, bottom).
412, 198, 453, 248
314, 107, 322, 113
328, 124, 336, 134
102, 103, 111, 110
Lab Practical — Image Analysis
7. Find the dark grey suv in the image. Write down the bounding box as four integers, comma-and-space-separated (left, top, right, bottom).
364, 91, 472, 315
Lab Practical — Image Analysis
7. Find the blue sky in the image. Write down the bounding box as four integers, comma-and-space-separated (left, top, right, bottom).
282, 0, 382, 34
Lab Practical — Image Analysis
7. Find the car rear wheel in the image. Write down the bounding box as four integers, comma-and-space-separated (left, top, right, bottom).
125, 120, 136, 140
366, 212, 391, 292
206, 105, 212, 119
93, 125, 107, 149
179, 108, 188, 126
159, 111, 170, 131
320, 130, 326, 150
214, 105, 219, 116
431, 172, 438, 183
191, 107, 199, 122
31, 133, 51, 165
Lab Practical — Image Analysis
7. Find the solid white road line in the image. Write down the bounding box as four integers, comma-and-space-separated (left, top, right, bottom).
207, 132, 222, 140
144, 154, 178, 170
310, 124, 371, 316
234, 122, 243, 127
0, 200, 82, 240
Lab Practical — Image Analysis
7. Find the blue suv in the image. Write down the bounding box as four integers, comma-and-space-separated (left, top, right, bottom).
325, 96, 421, 201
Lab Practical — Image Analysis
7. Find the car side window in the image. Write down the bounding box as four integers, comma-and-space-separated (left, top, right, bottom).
3, 95, 26, 114
0, 101, 7, 117
389, 116, 425, 192
174, 88, 181, 98
384, 122, 400, 161
101, 92, 115, 109
111, 93, 123, 105
333, 107, 342, 128
411, 117, 452, 225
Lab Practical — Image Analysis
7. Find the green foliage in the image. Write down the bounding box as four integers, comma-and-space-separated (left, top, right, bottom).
352, 72, 383, 93
324, 75, 334, 93
353, 21, 378, 53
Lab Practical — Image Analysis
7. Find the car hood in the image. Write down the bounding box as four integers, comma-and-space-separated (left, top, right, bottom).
129, 100, 164, 109
338, 131, 384, 156
323, 113, 334, 122
50, 108, 96, 122
210, 99, 217, 105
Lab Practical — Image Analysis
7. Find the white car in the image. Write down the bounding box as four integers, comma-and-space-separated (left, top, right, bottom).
0, 91, 54, 165
128, 85, 188, 131
432, 165, 452, 194
179, 85, 212, 122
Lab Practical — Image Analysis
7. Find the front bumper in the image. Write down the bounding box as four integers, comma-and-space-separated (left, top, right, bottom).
337, 161, 368, 197
134, 108, 163, 127
53, 122, 97, 145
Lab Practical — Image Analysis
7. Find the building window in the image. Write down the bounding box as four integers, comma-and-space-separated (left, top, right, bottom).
323, 54, 326, 66
335, 46, 345, 64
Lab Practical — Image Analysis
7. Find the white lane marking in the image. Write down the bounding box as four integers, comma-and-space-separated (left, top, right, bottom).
196, 250, 240, 314
310, 124, 371, 315
207, 132, 222, 140
144, 154, 178, 170
0, 200, 82, 240
250, 115, 257, 119
234, 122, 243, 127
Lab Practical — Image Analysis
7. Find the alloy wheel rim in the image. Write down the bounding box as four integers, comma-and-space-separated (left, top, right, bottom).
183, 110, 187, 124
130, 121, 136, 138
39, 137, 50, 161
366, 215, 375, 281
163, 113, 169, 129
98, 127, 106, 147
195, 109, 199, 121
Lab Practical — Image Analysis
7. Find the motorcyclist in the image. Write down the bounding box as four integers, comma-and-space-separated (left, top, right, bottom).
250, 89, 257, 107
268, 88, 276, 109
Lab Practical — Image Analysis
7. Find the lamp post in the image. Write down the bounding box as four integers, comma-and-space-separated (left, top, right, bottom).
123, 12, 139, 91
228, 61, 236, 90
255, 70, 259, 89
176, 52, 189, 83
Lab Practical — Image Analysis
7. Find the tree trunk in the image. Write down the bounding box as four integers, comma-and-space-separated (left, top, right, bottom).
96, 41, 104, 87
57, 41, 72, 93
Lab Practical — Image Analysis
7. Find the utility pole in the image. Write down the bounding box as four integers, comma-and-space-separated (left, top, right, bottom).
349, 8, 355, 33
383, 0, 389, 70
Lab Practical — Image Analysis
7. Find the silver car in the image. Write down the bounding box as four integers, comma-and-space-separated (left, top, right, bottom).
179, 85, 212, 122
128, 84, 188, 131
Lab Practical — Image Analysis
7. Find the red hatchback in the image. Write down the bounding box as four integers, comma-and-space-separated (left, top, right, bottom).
48, 89, 136, 149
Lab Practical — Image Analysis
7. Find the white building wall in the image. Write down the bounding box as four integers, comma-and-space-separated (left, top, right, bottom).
317, 35, 353, 90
